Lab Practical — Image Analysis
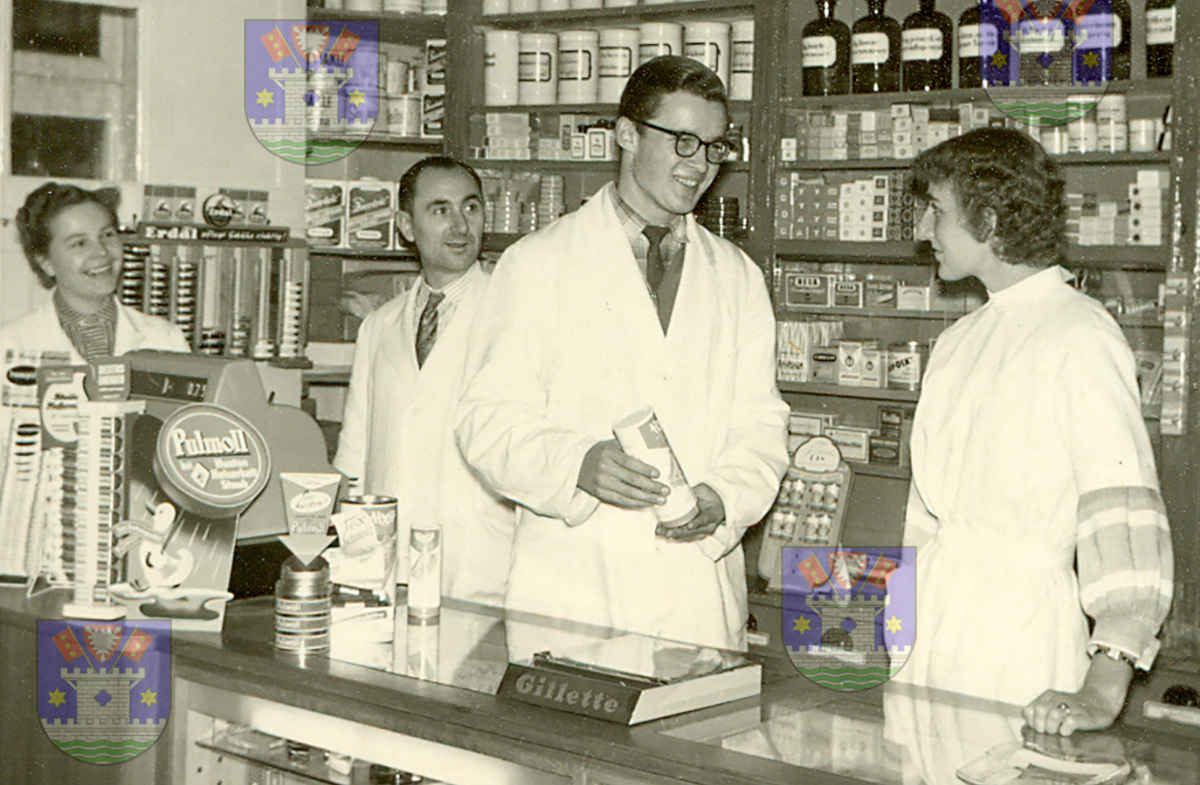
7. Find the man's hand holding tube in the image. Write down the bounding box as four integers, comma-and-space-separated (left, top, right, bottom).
577, 440, 724, 542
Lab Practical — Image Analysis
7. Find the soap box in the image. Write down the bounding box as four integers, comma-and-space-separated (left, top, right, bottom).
306, 180, 346, 248
346, 181, 395, 250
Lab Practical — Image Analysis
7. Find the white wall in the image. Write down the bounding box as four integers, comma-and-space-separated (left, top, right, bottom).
1, 0, 307, 327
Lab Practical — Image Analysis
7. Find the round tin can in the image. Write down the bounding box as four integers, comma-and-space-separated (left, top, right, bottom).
339, 495, 399, 607
886, 341, 927, 391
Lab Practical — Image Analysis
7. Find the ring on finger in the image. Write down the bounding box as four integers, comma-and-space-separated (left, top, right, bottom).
1056, 702, 1071, 715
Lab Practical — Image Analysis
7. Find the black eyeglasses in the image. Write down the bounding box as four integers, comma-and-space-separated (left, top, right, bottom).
634, 119, 733, 164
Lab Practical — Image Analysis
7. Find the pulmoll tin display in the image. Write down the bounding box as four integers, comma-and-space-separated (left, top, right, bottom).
275, 555, 332, 653
887, 340, 927, 390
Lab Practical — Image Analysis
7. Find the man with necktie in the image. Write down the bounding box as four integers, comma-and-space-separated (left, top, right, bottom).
456, 57, 788, 650
335, 156, 515, 606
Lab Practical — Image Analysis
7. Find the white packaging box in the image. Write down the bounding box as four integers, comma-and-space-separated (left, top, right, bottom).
823, 425, 871, 463
346, 181, 395, 250
306, 180, 346, 248
837, 341, 863, 387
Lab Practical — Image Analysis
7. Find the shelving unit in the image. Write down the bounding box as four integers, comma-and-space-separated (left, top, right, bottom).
293, 0, 1200, 657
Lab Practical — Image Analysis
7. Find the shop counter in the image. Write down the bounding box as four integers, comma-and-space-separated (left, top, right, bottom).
1, 587, 1197, 785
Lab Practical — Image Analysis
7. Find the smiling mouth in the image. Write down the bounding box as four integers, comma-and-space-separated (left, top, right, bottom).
84, 264, 114, 277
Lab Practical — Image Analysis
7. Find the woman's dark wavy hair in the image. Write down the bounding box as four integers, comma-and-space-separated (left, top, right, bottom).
16, 182, 121, 288
911, 128, 1066, 268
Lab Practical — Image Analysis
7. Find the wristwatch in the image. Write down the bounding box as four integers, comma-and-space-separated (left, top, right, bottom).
1094, 645, 1138, 669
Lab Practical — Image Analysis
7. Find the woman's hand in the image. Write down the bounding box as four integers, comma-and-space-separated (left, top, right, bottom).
1023, 653, 1133, 735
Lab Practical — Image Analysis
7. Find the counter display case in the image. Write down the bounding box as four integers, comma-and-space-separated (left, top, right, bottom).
4, 588, 1198, 785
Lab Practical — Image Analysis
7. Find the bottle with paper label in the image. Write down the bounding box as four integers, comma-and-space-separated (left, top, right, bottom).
851, 0, 901, 93
957, 1, 1012, 88
802, 0, 850, 96
1145, 0, 1175, 78
901, 0, 951, 91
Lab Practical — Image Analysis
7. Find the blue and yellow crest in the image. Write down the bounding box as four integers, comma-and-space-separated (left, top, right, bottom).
980, 1, 1117, 126
38, 620, 171, 764
782, 547, 914, 691
245, 20, 380, 164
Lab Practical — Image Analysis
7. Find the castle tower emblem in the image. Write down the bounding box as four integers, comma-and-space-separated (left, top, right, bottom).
245, 20, 380, 165
981, 0, 1117, 127
782, 548, 915, 691
38, 621, 171, 764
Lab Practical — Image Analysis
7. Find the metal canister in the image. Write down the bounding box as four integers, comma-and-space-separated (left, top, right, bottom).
886, 341, 927, 391
275, 555, 331, 652
338, 495, 399, 607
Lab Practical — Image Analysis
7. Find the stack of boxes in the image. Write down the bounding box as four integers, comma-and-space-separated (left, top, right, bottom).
1066, 168, 1169, 248
482, 112, 534, 160
775, 171, 914, 242
421, 39, 447, 139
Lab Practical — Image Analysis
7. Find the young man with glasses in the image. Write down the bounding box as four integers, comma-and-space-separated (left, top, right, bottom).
455, 56, 788, 651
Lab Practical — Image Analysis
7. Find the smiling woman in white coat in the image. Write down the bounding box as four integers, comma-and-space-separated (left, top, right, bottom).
0, 182, 190, 469
455, 57, 789, 651
334, 157, 515, 607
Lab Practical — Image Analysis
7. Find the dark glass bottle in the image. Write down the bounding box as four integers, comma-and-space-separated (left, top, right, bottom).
957, 1, 1013, 88
1069, 0, 1131, 83
851, 0, 901, 93
802, 0, 851, 96
902, 0, 952, 91
1145, 0, 1175, 78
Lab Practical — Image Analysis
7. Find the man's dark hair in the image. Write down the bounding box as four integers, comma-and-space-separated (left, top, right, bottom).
911, 128, 1066, 268
617, 55, 728, 126
397, 156, 482, 215
16, 182, 121, 289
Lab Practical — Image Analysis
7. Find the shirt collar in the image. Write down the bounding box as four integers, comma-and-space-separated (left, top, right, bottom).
53, 289, 118, 328
419, 261, 479, 306
610, 186, 688, 244
986, 265, 1073, 311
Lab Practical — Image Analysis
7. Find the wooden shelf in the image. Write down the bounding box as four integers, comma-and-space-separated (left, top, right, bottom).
470, 100, 751, 115
309, 247, 419, 263
782, 80, 1173, 111
774, 240, 1167, 270
480, 0, 756, 28
308, 8, 445, 42
777, 305, 968, 321
781, 151, 1172, 171
848, 461, 909, 480
778, 381, 920, 403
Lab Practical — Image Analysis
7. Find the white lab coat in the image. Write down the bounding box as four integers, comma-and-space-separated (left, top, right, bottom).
0, 296, 191, 467
456, 183, 789, 650
334, 264, 515, 606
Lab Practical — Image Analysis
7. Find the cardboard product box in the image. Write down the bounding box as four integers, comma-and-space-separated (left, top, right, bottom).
810, 347, 840, 383
305, 180, 346, 248
837, 341, 863, 387
347, 181, 395, 250
897, 284, 931, 311
824, 425, 871, 463
785, 273, 833, 308
869, 434, 901, 465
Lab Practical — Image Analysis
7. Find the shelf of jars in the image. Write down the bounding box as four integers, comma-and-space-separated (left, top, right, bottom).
308, 7, 446, 43
479, 0, 757, 27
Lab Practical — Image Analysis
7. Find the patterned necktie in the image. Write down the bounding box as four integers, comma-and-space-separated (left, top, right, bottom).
415, 290, 445, 368
642, 225, 671, 293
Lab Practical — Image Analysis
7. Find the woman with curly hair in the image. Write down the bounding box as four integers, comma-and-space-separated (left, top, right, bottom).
896, 128, 1173, 735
